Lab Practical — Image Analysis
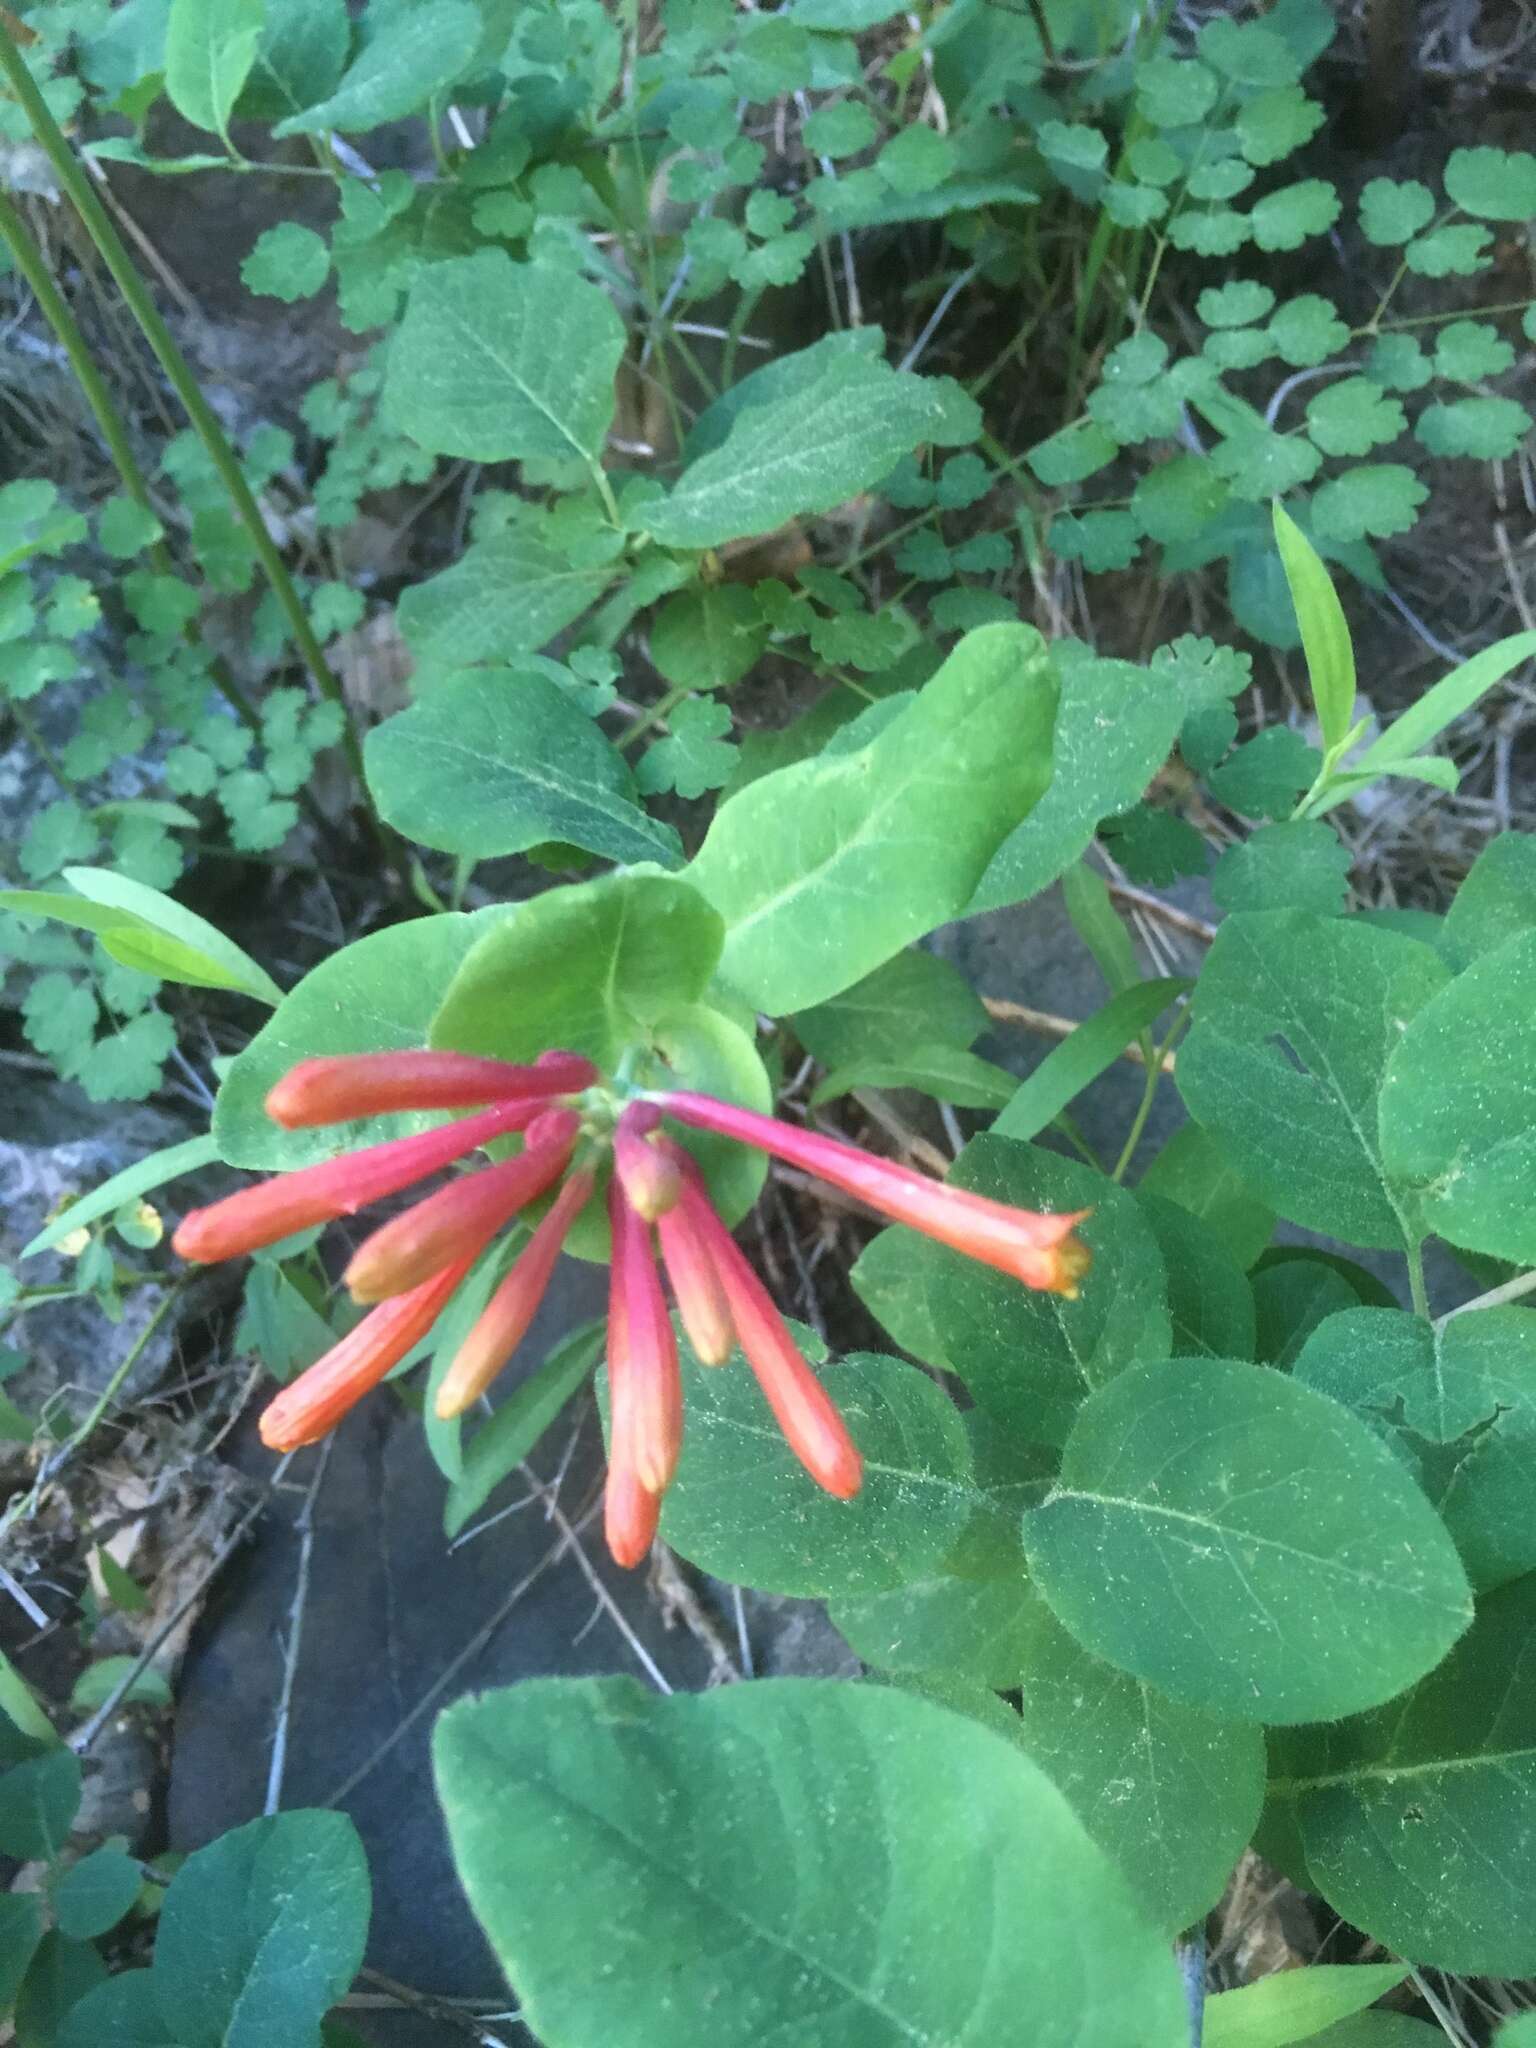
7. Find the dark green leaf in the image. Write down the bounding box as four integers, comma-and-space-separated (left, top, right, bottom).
1211, 822, 1351, 916
926, 1138, 1170, 1445
151, 1812, 370, 2044
1380, 931, 1536, 1263
1295, 1304, 1536, 1592
1025, 1356, 1473, 1722
1136, 1192, 1255, 1359
52, 1848, 143, 1942
659, 1342, 974, 1597
1007, 1592, 1266, 1936
435, 1677, 1189, 2047
366, 669, 678, 869
1271, 1573, 1536, 1973
1179, 911, 1449, 1247
0, 1749, 81, 1859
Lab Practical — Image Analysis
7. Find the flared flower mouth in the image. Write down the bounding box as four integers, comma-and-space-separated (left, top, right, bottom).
174, 1048, 1092, 1568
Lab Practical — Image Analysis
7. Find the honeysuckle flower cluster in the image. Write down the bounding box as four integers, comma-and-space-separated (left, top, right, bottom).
174, 1048, 1091, 1567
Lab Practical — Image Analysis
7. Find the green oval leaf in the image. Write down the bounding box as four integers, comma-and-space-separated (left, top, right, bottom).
434, 1676, 1189, 2047
1380, 929, 1536, 1263
658, 1345, 975, 1598
1025, 1356, 1473, 1723
1271, 1573, 1536, 1973
925, 1137, 1170, 1446
365, 670, 680, 869
688, 623, 1058, 1014
1179, 911, 1449, 1248
1294, 1304, 1536, 1592
52, 1846, 145, 1942
384, 251, 625, 465
151, 1811, 370, 2045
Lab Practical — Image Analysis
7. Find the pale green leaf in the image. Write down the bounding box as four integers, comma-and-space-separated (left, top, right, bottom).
1202, 1965, 1411, 2048
164, 0, 262, 138
644, 352, 979, 548
273, 0, 481, 134
365, 669, 679, 868
1272, 502, 1355, 751
688, 623, 1058, 1014
384, 251, 625, 465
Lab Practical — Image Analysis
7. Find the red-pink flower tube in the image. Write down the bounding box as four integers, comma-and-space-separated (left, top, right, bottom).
173, 1097, 542, 1263
265, 1048, 597, 1128
260, 1254, 474, 1452
435, 1167, 596, 1420
651, 1089, 1091, 1296
343, 1110, 578, 1303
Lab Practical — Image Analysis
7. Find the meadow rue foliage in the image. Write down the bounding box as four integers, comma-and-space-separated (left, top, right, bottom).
174, 1045, 1091, 1565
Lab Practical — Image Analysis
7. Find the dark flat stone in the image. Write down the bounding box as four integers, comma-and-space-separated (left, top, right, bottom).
169, 1259, 720, 2004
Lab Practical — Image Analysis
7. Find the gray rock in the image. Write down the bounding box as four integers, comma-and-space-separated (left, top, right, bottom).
0, 1094, 229, 1414
171, 1259, 703, 2003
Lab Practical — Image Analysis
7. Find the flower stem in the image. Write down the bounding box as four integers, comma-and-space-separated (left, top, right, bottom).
0, 24, 368, 791
1406, 1237, 1430, 1319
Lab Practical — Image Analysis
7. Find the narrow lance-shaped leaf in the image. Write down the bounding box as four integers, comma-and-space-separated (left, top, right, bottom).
1272, 500, 1355, 757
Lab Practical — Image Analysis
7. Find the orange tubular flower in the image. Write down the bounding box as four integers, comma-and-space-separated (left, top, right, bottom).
266, 1047, 596, 1128
652, 1090, 1092, 1297
434, 1167, 596, 1420
611, 1102, 682, 1221
608, 1179, 683, 1496
604, 1452, 661, 1571
676, 1172, 862, 1500
602, 1194, 660, 1568
343, 1110, 578, 1304
173, 1097, 543, 1263
260, 1255, 473, 1452
655, 1164, 735, 1367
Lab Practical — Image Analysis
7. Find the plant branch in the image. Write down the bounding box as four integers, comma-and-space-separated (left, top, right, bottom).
1437, 1266, 1536, 1323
